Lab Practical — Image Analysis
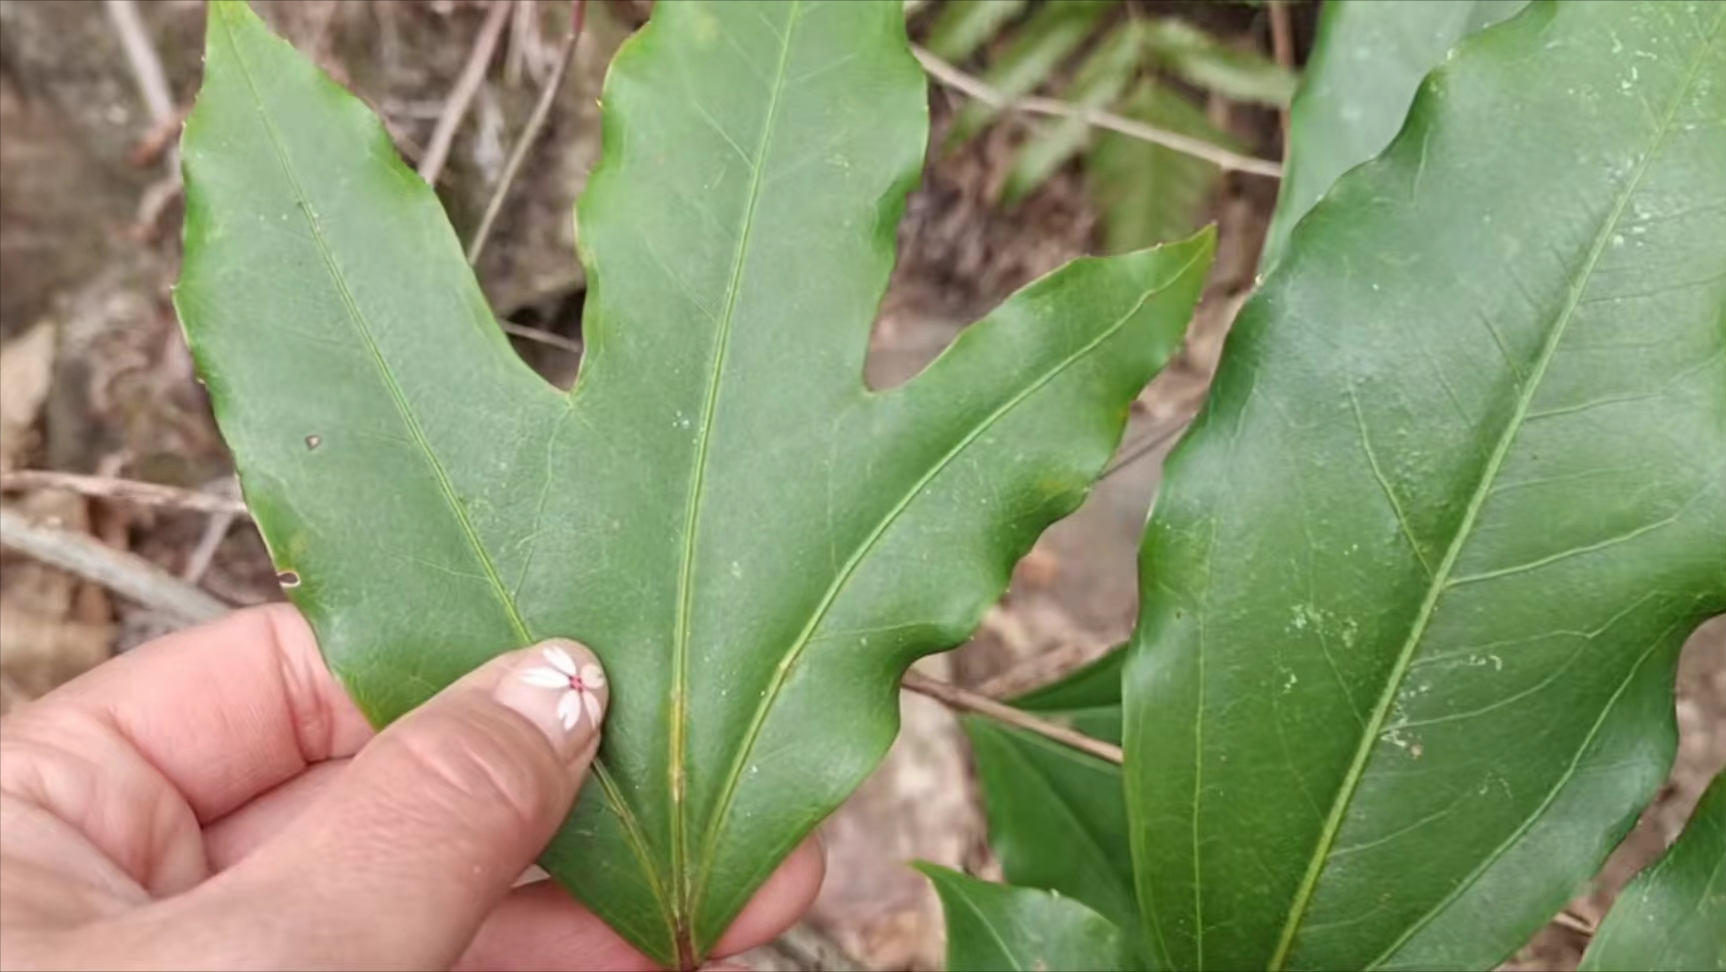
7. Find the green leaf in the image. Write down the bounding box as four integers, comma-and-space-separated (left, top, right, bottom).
966, 647, 1132, 935
176, 0, 1214, 964
1581, 772, 1726, 972
1123, 3, 1726, 970
919, 863, 1129, 972
946, 0, 1116, 146
1089, 80, 1233, 253
1001, 21, 1144, 205
924, 0, 1027, 63
1140, 18, 1297, 107
1260, 0, 1531, 270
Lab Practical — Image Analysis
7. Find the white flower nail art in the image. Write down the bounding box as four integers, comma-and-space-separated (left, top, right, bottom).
519, 645, 606, 731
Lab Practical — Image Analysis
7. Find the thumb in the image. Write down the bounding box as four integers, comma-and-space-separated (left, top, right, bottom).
204, 639, 608, 969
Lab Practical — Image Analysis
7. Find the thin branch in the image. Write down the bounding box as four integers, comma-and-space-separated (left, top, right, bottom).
1268, 1, 1296, 142
469, 0, 586, 264
0, 509, 227, 626
901, 669, 1123, 764
0, 470, 248, 517
501, 322, 584, 354
420, 0, 516, 185
1101, 412, 1196, 482
105, 0, 179, 173
913, 46, 1283, 179
179, 481, 243, 584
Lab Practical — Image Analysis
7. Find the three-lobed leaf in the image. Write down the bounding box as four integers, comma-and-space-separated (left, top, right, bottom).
1580, 771, 1726, 972
1125, 2, 1725, 969
176, 0, 1214, 964
1260, 0, 1530, 270
919, 863, 1128, 972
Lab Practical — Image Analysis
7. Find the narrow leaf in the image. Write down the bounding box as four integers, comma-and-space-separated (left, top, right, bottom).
1260, 0, 1531, 270
1001, 21, 1144, 205
1125, 3, 1726, 970
176, 0, 1214, 964
1089, 80, 1233, 253
1581, 772, 1726, 972
925, 0, 1027, 63
1140, 18, 1296, 107
919, 863, 1129, 972
946, 0, 1116, 146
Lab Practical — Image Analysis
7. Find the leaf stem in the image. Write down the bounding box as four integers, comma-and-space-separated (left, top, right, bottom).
913, 45, 1284, 178
901, 669, 1123, 765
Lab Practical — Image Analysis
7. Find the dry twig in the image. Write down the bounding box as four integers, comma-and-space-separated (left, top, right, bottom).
902, 669, 1124, 764
0, 509, 227, 626
501, 322, 583, 354
1101, 412, 1197, 482
420, 0, 516, 185
469, 0, 587, 263
105, 0, 176, 131
913, 46, 1284, 179
1268, 1, 1296, 142
0, 470, 248, 517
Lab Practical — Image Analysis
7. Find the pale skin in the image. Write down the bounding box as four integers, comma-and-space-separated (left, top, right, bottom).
0, 604, 822, 970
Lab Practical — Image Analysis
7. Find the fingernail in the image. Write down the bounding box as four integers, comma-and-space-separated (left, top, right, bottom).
493, 639, 609, 762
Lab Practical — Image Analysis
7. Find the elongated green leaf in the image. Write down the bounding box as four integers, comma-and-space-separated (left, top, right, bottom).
1260, 0, 1530, 270
946, 0, 1115, 146
1140, 18, 1296, 107
919, 864, 1128, 972
1090, 80, 1232, 253
924, 0, 1027, 63
1581, 772, 1726, 972
1002, 21, 1144, 205
177, 0, 1214, 964
1124, 3, 1726, 969
966, 647, 1131, 925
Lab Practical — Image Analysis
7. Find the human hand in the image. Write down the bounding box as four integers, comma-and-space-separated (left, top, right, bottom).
0, 605, 822, 970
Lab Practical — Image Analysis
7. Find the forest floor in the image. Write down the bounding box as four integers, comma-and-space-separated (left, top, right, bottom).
0, 2, 1719, 970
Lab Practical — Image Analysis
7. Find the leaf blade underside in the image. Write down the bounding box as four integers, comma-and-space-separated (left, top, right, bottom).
176, 0, 1215, 964
1124, 3, 1726, 970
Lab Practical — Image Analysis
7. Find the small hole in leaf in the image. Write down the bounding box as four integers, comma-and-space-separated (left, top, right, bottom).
305, 434, 321, 450
277, 570, 300, 588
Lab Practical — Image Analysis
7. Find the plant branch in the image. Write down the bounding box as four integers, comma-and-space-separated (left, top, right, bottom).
420, 0, 515, 185
1101, 412, 1196, 482
0, 509, 227, 626
502, 321, 584, 354
105, 0, 179, 173
901, 669, 1124, 764
913, 46, 1284, 179
1268, 1, 1295, 141
0, 470, 248, 516
469, 0, 586, 264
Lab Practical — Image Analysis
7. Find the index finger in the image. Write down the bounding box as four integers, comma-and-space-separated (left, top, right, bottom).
7, 603, 373, 822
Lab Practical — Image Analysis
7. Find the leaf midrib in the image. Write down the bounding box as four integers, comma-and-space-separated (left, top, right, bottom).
212, 6, 673, 949
692, 245, 1209, 925
1265, 15, 1723, 968
666, 0, 802, 944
